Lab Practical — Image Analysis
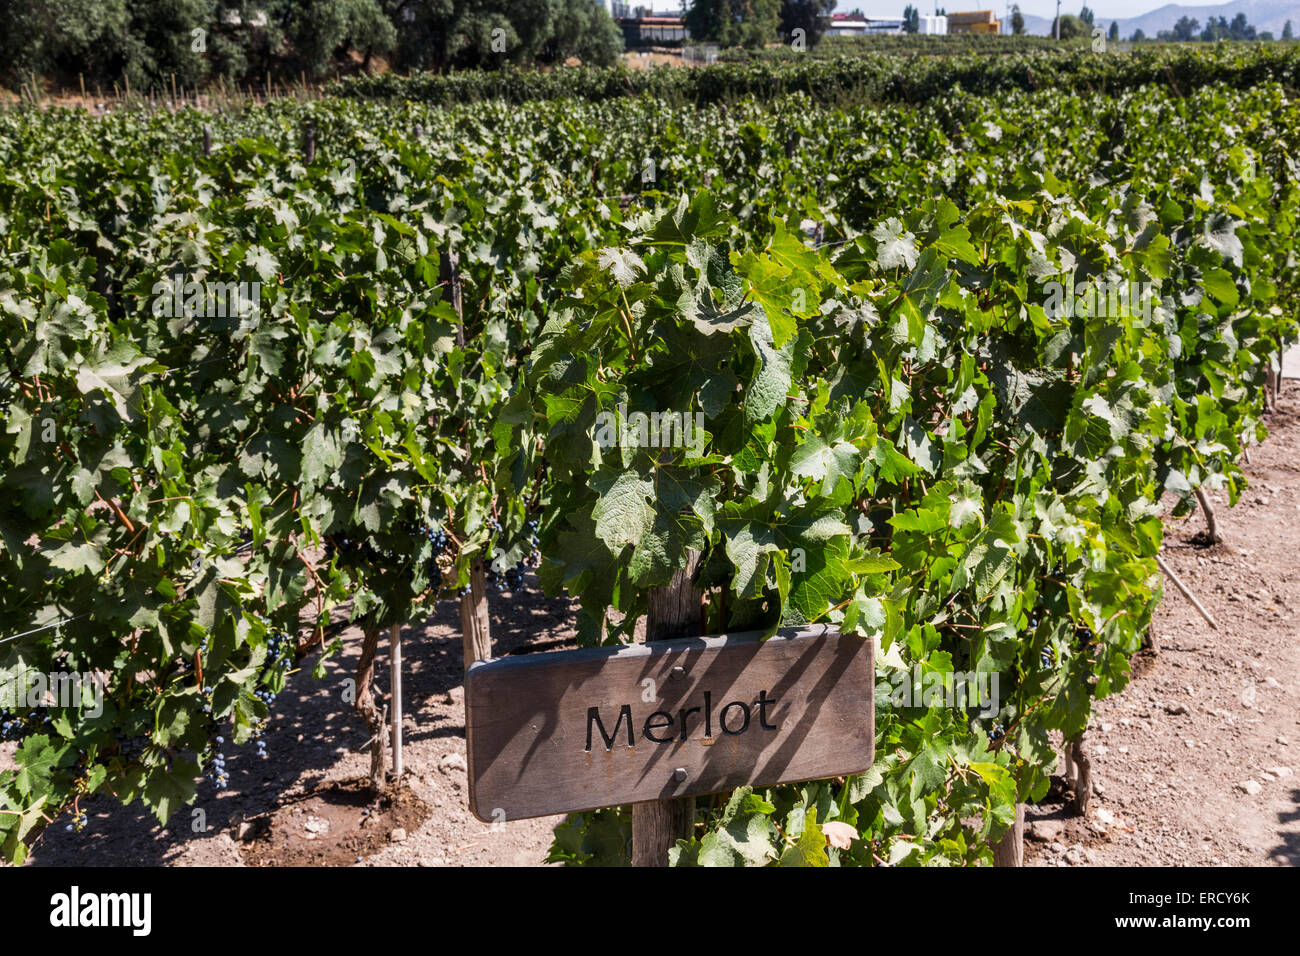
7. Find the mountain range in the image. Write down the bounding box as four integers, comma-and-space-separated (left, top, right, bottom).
1015, 0, 1300, 36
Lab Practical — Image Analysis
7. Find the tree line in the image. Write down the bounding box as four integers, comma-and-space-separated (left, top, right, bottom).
683, 1, 838, 50
0, 0, 627, 92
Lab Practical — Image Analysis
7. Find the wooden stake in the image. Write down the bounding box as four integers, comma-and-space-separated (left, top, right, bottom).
992, 802, 1024, 866
440, 249, 464, 346
355, 622, 388, 791
436, 245, 491, 669
303, 121, 316, 164
1194, 487, 1223, 544
632, 551, 702, 866
390, 622, 403, 781
202, 124, 212, 157
459, 558, 491, 668
1065, 737, 1091, 817
1156, 553, 1219, 630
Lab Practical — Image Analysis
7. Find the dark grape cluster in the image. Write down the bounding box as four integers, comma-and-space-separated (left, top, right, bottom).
204, 731, 230, 789
326, 534, 383, 564
484, 519, 541, 593
0, 709, 37, 742
64, 810, 88, 832
249, 620, 295, 761
418, 521, 458, 584
112, 728, 148, 761
987, 722, 1006, 742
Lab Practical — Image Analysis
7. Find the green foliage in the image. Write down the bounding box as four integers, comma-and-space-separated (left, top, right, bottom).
0, 0, 623, 90
0, 51, 1295, 867
686, 0, 782, 50
1052, 14, 1085, 40
330, 43, 1300, 108
779, 0, 837, 47
286, 0, 396, 78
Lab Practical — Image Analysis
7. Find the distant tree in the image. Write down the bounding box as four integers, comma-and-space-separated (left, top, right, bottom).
1260, 30, 1274, 40
1107, 20, 1118, 41
1051, 13, 1084, 39
1010, 3, 1023, 34
684, 0, 728, 44
1172, 15, 1199, 41
281, 0, 396, 78
0, 0, 224, 90
1285, 19, 1294, 39
385, 1, 506, 72
543, 0, 624, 65
1130, 27, 1145, 42
1079, 5, 1094, 26
779, 0, 837, 47
742, 0, 782, 47
687, 0, 780, 49
903, 3, 920, 33
386, 0, 621, 72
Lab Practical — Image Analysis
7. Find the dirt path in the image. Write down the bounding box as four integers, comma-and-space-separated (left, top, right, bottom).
22, 586, 581, 868
1026, 385, 1300, 867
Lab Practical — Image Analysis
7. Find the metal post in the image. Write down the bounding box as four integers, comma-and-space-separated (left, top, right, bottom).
390, 622, 403, 780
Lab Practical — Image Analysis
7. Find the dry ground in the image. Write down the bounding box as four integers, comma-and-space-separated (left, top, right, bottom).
1025, 381, 1300, 867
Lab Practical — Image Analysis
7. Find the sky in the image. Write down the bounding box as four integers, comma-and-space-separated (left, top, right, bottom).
633, 2, 1240, 22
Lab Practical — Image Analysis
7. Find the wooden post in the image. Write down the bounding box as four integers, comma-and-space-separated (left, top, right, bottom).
460, 558, 491, 668
1193, 487, 1223, 544
438, 245, 490, 669
440, 249, 464, 347
202, 124, 212, 157
992, 802, 1024, 866
632, 551, 703, 866
355, 622, 388, 791
390, 622, 403, 781
1156, 553, 1219, 630
303, 121, 316, 164
1066, 737, 1091, 817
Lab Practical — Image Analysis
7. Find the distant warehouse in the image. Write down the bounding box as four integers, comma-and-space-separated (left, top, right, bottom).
946, 10, 1002, 34
825, 14, 907, 36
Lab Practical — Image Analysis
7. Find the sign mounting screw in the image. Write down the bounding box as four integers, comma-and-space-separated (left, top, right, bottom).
670, 665, 686, 680
672, 768, 688, 782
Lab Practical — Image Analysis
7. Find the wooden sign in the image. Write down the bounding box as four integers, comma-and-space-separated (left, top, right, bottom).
465, 624, 873, 822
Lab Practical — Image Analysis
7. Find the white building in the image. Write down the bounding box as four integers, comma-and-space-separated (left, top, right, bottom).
826, 17, 907, 36
919, 15, 949, 34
